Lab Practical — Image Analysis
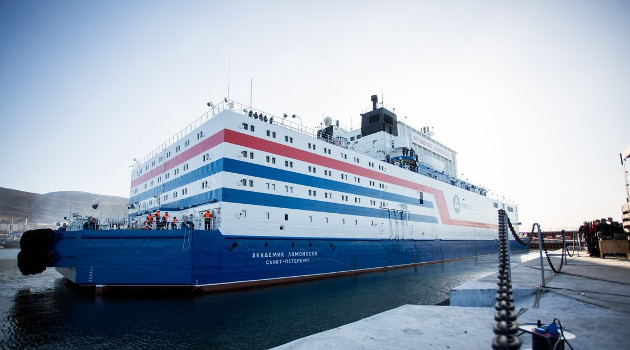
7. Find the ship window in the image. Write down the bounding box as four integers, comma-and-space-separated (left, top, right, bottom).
508, 207, 514, 212
183, 164, 189, 171
284, 214, 289, 221
242, 123, 249, 130
185, 140, 190, 147
419, 192, 424, 205
309, 216, 313, 222
325, 217, 329, 223
250, 152, 254, 159
241, 150, 248, 157
493, 202, 499, 208
266, 212, 270, 219
241, 179, 247, 186
249, 180, 253, 187
342, 218, 345, 224
250, 125, 255, 132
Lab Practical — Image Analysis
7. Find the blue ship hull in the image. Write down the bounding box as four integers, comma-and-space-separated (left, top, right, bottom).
40, 228, 526, 291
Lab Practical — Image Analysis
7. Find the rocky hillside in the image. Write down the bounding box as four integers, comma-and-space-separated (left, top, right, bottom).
0, 187, 128, 225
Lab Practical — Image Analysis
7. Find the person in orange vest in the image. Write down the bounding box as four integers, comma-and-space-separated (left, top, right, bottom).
204, 210, 212, 230
171, 216, 178, 230
146, 213, 153, 229
154, 210, 161, 229
163, 212, 170, 230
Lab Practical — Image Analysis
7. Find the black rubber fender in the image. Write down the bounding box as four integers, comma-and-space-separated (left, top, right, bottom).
17, 229, 58, 276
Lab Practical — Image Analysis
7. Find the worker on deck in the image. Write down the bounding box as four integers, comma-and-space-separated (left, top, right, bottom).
146, 213, 153, 229
163, 212, 170, 230
204, 210, 212, 230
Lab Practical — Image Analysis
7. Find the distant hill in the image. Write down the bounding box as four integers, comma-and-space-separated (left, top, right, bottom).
0, 187, 128, 225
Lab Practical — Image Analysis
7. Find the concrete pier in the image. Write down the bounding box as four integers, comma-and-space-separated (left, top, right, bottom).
273, 250, 630, 349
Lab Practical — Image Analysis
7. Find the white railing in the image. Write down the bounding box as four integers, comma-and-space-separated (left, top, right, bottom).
65, 215, 221, 231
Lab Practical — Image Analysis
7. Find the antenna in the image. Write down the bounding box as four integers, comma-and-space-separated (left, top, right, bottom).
228, 58, 232, 100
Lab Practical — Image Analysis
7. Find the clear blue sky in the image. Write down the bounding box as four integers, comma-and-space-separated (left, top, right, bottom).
1, 0, 628, 230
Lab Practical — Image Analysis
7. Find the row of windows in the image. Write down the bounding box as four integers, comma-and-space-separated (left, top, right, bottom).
259, 180, 388, 207
139, 130, 201, 175
243, 210, 383, 227
137, 147, 390, 195
254, 122, 383, 171
237, 148, 389, 189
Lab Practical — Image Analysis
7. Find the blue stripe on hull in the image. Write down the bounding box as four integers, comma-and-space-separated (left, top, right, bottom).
50, 229, 526, 289
130, 158, 435, 211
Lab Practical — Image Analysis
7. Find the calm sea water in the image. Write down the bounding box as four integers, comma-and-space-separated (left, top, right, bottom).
0, 248, 531, 349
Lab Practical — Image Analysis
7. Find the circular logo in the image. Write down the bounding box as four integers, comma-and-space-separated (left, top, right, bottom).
453, 195, 461, 214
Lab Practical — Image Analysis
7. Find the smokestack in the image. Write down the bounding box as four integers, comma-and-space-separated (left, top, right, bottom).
371, 95, 378, 111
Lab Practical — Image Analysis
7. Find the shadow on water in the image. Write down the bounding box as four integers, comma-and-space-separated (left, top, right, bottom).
0, 250, 532, 349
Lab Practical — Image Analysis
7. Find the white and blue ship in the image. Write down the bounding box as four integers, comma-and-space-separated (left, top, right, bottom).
18, 95, 523, 292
